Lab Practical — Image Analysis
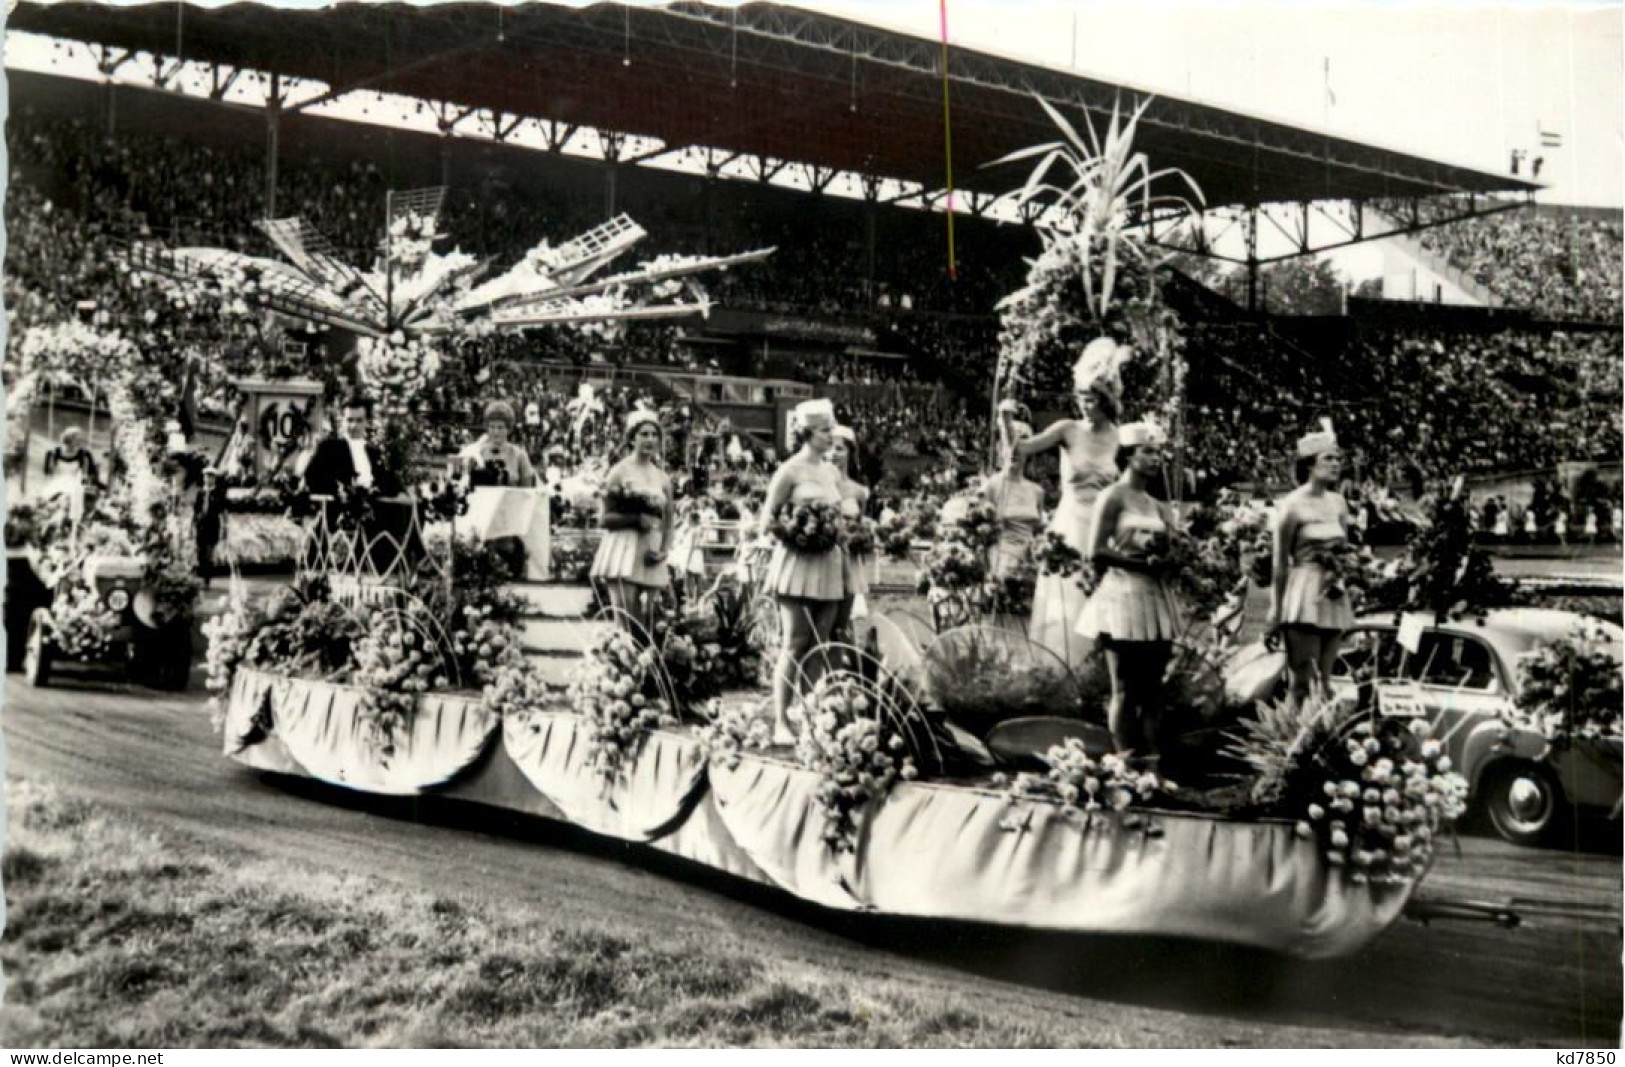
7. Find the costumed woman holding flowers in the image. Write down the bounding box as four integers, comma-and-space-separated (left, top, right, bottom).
1004, 337, 1126, 666
1268, 422, 1356, 711
983, 408, 1044, 623
1075, 420, 1184, 761
761, 399, 847, 745
830, 424, 873, 641
591, 408, 672, 636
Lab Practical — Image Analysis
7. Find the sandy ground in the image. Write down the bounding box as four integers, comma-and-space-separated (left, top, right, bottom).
2, 674, 1619, 1047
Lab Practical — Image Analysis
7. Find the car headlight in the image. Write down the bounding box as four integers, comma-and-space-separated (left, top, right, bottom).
106, 587, 131, 612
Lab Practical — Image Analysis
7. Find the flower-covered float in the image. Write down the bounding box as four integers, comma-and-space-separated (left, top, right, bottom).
210, 99, 1471, 960
128, 184, 774, 577
5, 323, 204, 689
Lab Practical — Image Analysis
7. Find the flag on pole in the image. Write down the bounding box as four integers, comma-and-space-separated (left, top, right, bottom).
1540, 127, 1563, 148
1324, 57, 1337, 108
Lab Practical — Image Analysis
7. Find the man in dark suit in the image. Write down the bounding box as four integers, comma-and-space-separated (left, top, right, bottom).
301, 395, 401, 498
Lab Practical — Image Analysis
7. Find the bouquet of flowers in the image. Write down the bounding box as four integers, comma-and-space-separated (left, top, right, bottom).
877, 511, 916, 560
48, 584, 120, 661
770, 499, 845, 554
793, 673, 918, 853
1157, 529, 1244, 624
567, 627, 679, 781
353, 605, 454, 761
1035, 530, 1101, 598
1000, 741, 1164, 826
955, 496, 1002, 553
844, 516, 879, 559
1297, 717, 1468, 887
698, 700, 774, 771
1305, 540, 1376, 603
604, 483, 666, 564
549, 533, 599, 583
1511, 624, 1625, 742
918, 540, 987, 601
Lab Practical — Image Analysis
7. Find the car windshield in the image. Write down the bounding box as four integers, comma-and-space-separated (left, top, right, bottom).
1336, 628, 1499, 691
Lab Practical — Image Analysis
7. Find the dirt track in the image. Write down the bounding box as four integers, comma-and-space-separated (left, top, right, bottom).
3, 675, 1620, 1047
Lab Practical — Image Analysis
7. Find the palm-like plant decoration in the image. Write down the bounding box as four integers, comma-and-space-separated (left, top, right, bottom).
991, 94, 1204, 321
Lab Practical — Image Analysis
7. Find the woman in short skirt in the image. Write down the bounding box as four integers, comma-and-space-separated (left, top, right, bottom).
760, 399, 847, 744
591, 409, 672, 635
1268, 424, 1356, 711
1076, 421, 1184, 759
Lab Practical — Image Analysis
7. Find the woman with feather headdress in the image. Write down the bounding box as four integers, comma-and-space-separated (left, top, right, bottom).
1001, 336, 1128, 666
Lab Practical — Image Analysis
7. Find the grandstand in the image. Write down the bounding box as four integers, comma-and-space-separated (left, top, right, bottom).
5, 1, 1617, 495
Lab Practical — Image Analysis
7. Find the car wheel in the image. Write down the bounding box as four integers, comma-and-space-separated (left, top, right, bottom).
22, 609, 52, 688
1484, 761, 1566, 847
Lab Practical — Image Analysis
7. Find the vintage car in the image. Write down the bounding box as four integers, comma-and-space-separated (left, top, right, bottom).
1327, 608, 1623, 846
12, 551, 193, 692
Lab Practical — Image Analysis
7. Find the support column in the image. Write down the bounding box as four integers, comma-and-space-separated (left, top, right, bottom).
1244, 206, 1260, 313
264, 72, 283, 219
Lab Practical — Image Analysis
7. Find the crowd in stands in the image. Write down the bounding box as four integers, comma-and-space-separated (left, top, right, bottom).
1391, 198, 1623, 322
5, 111, 1621, 519
1180, 322, 1622, 492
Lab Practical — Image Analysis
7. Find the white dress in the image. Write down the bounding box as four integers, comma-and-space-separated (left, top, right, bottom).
1029, 425, 1119, 665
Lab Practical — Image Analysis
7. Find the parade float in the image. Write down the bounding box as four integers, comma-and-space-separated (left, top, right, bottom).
129, 184, 774, 577
198, 97, 1483, 960
5, 320, 205, 688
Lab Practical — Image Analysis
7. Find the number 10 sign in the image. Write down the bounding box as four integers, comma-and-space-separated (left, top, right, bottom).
235, 377, 325, 478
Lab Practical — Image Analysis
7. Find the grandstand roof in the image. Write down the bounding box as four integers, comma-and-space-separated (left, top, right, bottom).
10, 0, 1541, 208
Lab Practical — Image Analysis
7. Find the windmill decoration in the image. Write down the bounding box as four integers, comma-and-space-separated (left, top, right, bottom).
127, 187, 774, 413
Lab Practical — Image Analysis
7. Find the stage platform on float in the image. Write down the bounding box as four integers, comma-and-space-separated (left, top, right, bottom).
221, 667, 1418, 959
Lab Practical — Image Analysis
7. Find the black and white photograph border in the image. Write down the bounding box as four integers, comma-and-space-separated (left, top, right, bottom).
0, 0, 1619, 1050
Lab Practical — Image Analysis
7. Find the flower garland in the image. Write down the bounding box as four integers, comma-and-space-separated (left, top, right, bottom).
1510, 623, 1624, 742
792, 672, 918, 853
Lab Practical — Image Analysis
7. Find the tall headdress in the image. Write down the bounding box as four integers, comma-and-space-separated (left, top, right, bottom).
1072, 336, 1131, 409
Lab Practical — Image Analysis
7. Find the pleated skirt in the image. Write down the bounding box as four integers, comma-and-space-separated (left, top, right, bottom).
590, 528, 670, 589
1280, 562, 1356, 631
1076, 568, 1183, 643
765, 543, 846, 602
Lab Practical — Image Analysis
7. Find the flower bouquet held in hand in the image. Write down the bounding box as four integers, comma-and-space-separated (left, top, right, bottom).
604, 483, 666, 566
1036, 530, 1101, 598
844, 516, 879, 559
770, 499, 846, 554
1306, 540, 1371, 603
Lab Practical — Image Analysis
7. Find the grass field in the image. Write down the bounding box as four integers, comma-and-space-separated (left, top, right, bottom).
0, 778, 1107, 1048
